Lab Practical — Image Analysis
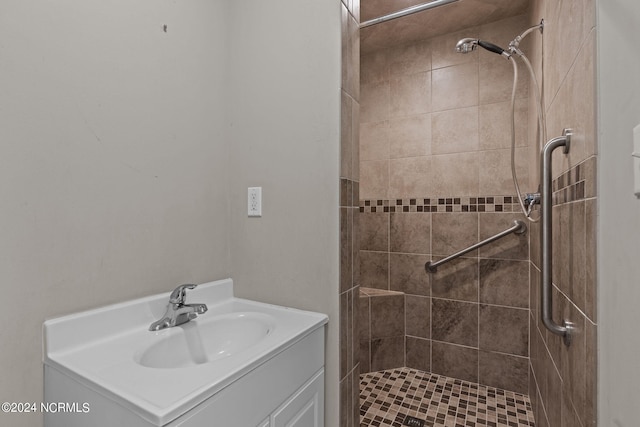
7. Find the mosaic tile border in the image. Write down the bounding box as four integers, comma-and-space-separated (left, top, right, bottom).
552, 158, 594, 205
360, 368, 535, 427
359, 196, 519, 213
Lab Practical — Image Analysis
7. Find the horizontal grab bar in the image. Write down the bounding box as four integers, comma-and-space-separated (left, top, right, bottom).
425, 220, 527, 273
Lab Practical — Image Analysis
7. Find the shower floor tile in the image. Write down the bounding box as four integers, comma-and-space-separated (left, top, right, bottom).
360, 368, 535, 427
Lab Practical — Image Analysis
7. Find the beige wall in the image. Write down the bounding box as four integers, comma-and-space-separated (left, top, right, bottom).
0, 3, 231, 426
225, 0, 341, 425
527, 1, 598, 426
597, 0, 640, 424
0, 0, 342, 426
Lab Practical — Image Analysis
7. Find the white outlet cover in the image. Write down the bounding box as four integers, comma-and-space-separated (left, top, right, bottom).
634, 125, 640, 198
248, 187, 262, 217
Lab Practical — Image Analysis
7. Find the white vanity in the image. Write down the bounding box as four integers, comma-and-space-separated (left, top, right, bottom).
43, 279, 328, 427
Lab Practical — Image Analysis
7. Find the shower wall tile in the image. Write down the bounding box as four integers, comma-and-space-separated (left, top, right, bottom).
431, 341, 479, 383
341, 90, 353, 179
430, 256, 478, 303
405, 337, 431, 372
388, 39, 432, 77
585, 198, 596, 321
561, 299, 587, 424
430, 152, 479, 196
388, 114, 431, 159
359, 212, 388, 251
432, 299, 478, 347
340, 208, 352, 293
360, 159, 388, 200
352, 98, 360, 180
478, 147, 529, 195
479, 305, 529, 356
389, 156, 432, 197
370, 293, 405, 338
479, 351, 529, 394
340, 3, 360, 427
389, 212, 430, 254
432, 213, 478, 257
361, 80, 389, 124
431, 62, 479, 112
359, 250, 388, 290
361, 49, 388, 85
479, 58, 528, 105
431, 106, 479, 155
347, 10, 360, 102
389, 72, 432, 118
405, 295, 430, 338
389, 253, 430, 296
479, 98, 529, 150
358, 290, 370, 342
570, 201, 587, 313
479, 259, 529, 308
370, 336, 405, 372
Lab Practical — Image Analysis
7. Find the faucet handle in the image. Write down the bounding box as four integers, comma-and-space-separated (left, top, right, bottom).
169, 284, 197, 304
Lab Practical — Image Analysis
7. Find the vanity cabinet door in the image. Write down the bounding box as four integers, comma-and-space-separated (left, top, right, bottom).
271, 369, 324, 427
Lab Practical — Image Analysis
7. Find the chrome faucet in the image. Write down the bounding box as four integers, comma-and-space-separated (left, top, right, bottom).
148, 284, 208, 331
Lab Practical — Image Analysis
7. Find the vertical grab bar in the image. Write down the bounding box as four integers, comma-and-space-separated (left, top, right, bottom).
541, 128, 573, 346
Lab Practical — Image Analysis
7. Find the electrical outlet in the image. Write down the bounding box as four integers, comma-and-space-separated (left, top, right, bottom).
248, 187, 262, 217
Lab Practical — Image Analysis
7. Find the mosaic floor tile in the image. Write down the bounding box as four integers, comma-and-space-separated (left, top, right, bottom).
360, 368, 535, 427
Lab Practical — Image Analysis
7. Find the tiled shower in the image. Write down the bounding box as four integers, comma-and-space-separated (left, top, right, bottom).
340, 0, 597, 426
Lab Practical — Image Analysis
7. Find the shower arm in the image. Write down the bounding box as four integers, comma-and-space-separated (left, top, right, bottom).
509, 20, 544, 53
540, 129, 573, 347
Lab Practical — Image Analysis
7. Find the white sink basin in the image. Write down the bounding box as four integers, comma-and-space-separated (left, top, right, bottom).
135, 312, 275, 369
43, 279, 327, 426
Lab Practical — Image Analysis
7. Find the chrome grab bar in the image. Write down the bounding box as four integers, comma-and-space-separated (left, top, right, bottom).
541, 128, 573, 346
425, 220, 527, 273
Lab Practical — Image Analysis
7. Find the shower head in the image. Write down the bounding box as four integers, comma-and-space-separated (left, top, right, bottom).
455, 38, 479, 54
455, 38, 511, 59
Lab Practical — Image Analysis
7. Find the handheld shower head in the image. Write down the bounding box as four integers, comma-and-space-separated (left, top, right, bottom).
455, 38, 478, 54
455, 38, 511, 58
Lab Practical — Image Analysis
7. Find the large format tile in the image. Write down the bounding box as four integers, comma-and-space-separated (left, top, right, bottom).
479, 258, 529, 308
479, 351, 529, 394
432, 62, 479, 112
359, 212, 389, 252
432, 299, 478, 347
389, 253, 430, 296
405, 295, 430, 338
359, 250, 388, 290
430, 256, 479, 302
431, 106, 479, 154
432, 213, 478, 257
479, 304, 529, 356
431, 341, 478, 383
370, 294, 405, 339
390, 71, 432, 118
370, 336, 405, 371
390, 213, 431, 254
